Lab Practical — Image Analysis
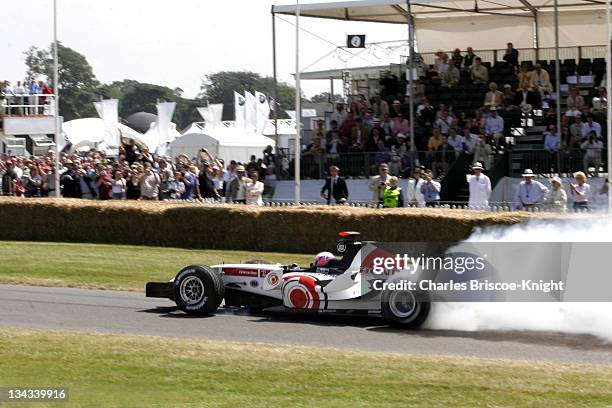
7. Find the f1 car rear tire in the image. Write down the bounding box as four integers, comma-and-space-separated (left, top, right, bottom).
173, 265, 224, 316
381, 290, 430, 329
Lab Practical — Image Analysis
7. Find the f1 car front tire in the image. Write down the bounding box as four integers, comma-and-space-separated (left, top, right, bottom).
381, 290, 430, 329
173, 265, 224, 316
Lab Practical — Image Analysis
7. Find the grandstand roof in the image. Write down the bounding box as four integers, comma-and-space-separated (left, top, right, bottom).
272, 0, 606, 50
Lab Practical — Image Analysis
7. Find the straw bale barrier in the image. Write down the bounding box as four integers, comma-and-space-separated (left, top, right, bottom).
0, 197, 575, 253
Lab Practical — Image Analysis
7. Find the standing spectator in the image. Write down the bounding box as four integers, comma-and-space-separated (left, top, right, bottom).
435, 110, 453, 136
374, 140, 391, 166
14, 81, 26, 115
198, 164, 219, 199
263, 166, 277, 200
212, 165, 225, 197
467, 162, 491, 209
445, 63, 460, 87
581, 132, 603, 175
484, 108, 504, 147
26, 167, 43, 197
382, 176, 404, 208
139, 163, 160, 200
514, 169, 548, 210
27, 79, 41, 115
168, 172, 186, 199
371, 94, 389, 118
503, 42, 519, 70
463, 47, 477, 69
420, 169, 441, 207
569, 171, 590, 211
226, 165, 249, 204
60, 160, 81, 198
406, 167, 425, 207
470, 57, 488, 84
473, 135, 493, 169
1, 160, 17, 196
39, 81, 52, 114
96, 168, 113, 200
320, 165, 349, 205
126, 165, 142, 199
111, 170, 126, 200
544, 177, 567, 211
369, 163, 391, 205
181, 166, 198, 200
451, 49, 463, 68
246, 171, 264, 206
329, 102, 347, 127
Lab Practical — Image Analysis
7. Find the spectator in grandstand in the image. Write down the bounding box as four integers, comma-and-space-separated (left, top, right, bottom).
544, 125, 560, 153
26, 79, 41, 115
581, 114, 602, 139
451, 49, 463, 68
372, 94, 389, 118
591, 87, 607, 114
484, 107, 504, 147
420, 169, 441, 207
111, 170, 127, 200
462, 127, 479, 153
470, 57, 488, 84
369, 163, 391, 204
447, 129, 464, 155
517, 64, 532, 90
245, 170, 264, 206
581, 131, 604, 176
326, 120, 347, 156
435, 110, 453, 136
416, 97, 436, 127
530, 64, 553, 101
374, 140, 391, 166
320, 165, 349, 205
463, 47, 477, 69
514, 83, 541, 110
502, 84, 517, 109
263, 166, 277, 200
484, 82, 504, 109
514, 169, 548, 210
391, 112, 410, 137
544, 177, 567, 211
339, 111, 357, 139
473, 134, 493, 170
225, 165, 249, 204
432, 136, 455, 177
380, 113, 393, 136
503, 42, 519, 70
566, 86, 584, 112
569, 171, 591, 210
329, 102, 347, 127
432, 52, 450, 82
406, 167, 425, 207
13, 81, 26, 115
445, 63, 460, 88
467, 162, 491, 209
382, 176, 404, 208
139, 163, 160, 200
349, 118, 367, 152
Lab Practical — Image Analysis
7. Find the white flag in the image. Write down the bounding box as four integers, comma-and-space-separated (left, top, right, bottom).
197, 107, 212, 121
156, 102, 176, 155
100, 99, 119, 148
234, 91, 246, 128
208, 103, 224, 122
244, 91, 257, 130
255, 91, 270, 134
93, 102, 103, 118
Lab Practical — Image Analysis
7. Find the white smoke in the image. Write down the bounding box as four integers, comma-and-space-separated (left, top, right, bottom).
424, 219, 612, 342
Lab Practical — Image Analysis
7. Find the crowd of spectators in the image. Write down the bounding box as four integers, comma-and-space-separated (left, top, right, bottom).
1, 79, 53, 115
0, 140, 279, 205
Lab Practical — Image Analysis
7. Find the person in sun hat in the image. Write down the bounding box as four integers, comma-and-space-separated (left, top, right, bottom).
544, 176, 567, 211
514, 169, 548, 210
225, 164, 251, 204
467, 162, 491, 210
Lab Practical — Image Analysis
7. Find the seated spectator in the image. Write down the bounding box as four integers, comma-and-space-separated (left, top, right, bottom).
591, 87, 607, 113
371, 94, 389, 118
463, 46, 477, 69
581, 131, 603, 176
446, 129, 464, 155
566, 86, 584, 111
473, 134, 493, 169
391, 112, 410, 137
514, 83, 541, 110
432, 136, 455, 177
416, 97, 436, 127
326, 120, 347, 156
483, 82, 503, 109
380, 113, 393, 135
374, 140, 391, 166
544, 176, 567, 211
420, 169, 441, 207
451, 49, 463, 68
470, 57, 488, 84
432, 52, 450, 81
445, 63, 460, 87
544, 125, 560, 153
502, 84, 516, 109
569, 171, 590, 210
349, 117, 367, 151
427, 129, 444, 152
435, 110, 453, 135
484, 108, 504, 147
390, 99, 402, 117
329, 102, 346, 127
581, 113, 602, 139
503, 42, 519, 70
517, 64, 532, 90
530, 64, 553, 100
339, 111, 356, 139
462, 127, 479, 153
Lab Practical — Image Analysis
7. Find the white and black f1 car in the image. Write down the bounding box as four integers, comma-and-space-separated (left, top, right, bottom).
146, 232, 431, 328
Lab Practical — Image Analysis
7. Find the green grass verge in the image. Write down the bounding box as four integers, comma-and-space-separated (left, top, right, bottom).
0, 241, 312, 291
1, 328, 611, 408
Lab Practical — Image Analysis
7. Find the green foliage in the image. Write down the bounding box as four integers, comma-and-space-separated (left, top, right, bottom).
309, 92, 342, 104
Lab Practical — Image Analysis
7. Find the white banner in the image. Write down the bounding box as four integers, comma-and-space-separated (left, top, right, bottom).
93, 102, 102, 118
100, 99, 119, 148
156, 102, 176, 155
234, 91, 246, 128
208, 103, 224, 122
197, 107, 211, 121
255, 91, 270, 134
245, 91, 257, 131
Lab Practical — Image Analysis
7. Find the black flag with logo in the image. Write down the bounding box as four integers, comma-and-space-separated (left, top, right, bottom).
347, 35, 366, 48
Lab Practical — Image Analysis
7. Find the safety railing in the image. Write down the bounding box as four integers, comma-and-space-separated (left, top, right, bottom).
0, 94, 57, 117
509, 147, 609, 177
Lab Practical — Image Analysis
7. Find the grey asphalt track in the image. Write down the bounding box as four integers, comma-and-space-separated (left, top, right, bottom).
1, 284, 612, 365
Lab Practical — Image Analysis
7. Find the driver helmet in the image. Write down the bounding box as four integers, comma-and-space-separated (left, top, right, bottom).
314, 251, 334, 267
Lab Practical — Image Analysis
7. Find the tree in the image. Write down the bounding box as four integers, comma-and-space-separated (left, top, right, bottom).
309, 92, 342, 104
199, 71, 300, 120
23, 42, 99, 121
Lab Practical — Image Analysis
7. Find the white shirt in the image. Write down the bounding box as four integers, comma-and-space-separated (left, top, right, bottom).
467, 174, 492, 209
571, 183, 590, 203
246, 180, 264, 205
406, 178, 425, 207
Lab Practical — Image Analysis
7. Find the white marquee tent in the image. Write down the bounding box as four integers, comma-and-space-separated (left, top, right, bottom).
62, 118, 144, 153
171, 122, 275, 164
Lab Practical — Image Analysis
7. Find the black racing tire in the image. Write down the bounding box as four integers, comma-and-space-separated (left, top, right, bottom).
381, 290, 430, 329
173, 265, 225, 316
244, 260, 271, 265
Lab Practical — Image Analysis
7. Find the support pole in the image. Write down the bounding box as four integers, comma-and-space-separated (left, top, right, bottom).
554, 0, 561, 175
407, 1, 416, 160
294, 0, 301, 204
606, 0, 612, 211
534, 12, 540, 61
53, 0, 60, 198
271, 12, 279, 162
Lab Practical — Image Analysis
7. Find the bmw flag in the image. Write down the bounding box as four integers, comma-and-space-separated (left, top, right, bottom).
255, 91, 270, 133
347, 35, 366, 48
234, 91, 246, 128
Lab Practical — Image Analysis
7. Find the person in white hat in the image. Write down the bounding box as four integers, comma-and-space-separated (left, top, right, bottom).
544, 176, 567, 211
514, 169, 548, 210
467, 162, 491, 209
